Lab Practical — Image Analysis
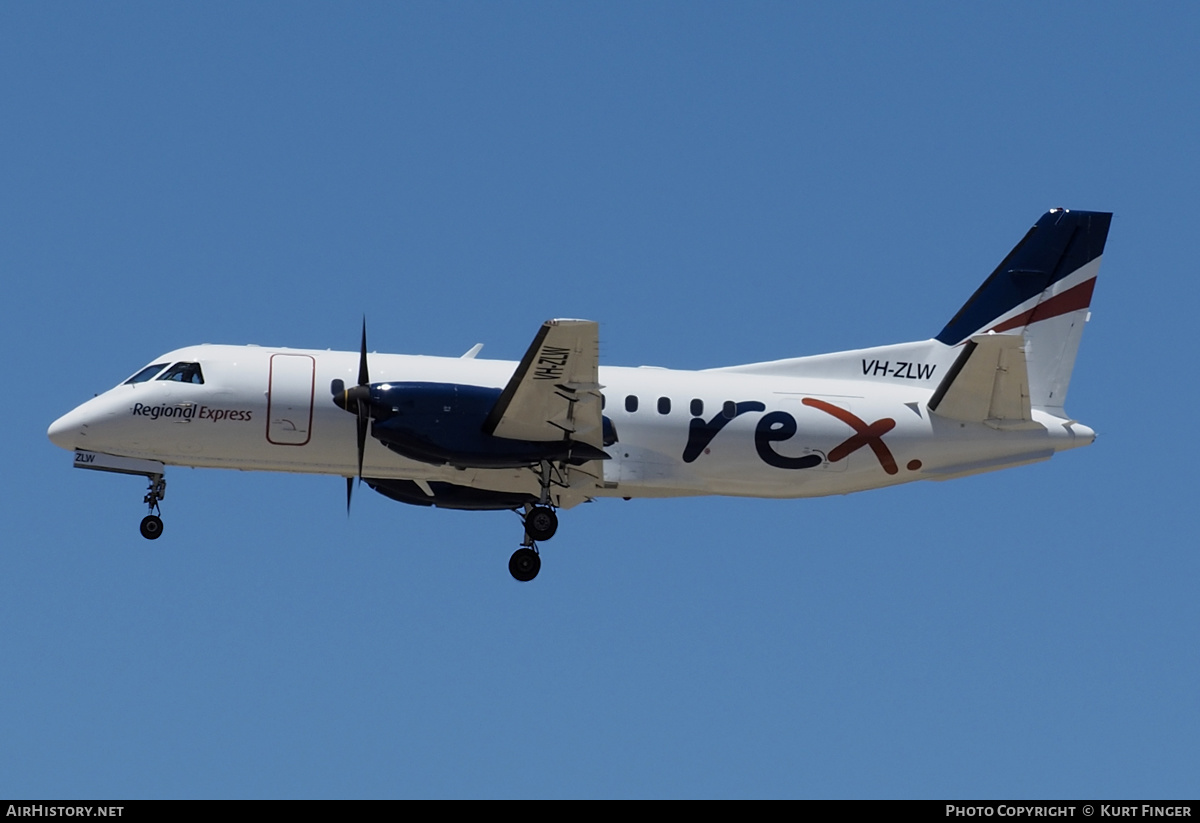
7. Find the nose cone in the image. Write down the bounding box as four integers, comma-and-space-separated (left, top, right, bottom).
48, 407, 86, 450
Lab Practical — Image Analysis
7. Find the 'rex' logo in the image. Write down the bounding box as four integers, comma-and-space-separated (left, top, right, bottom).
800, 397, 899, 475
682, 396, 914, 475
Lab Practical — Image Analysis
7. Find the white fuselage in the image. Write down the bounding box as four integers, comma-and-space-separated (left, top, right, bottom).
48, 342, 1094, 509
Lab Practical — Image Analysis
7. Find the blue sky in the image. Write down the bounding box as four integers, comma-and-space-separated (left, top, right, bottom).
3, 2, 1198, 798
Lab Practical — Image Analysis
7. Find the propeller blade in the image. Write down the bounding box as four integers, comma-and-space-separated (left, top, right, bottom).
358, 317, 370, 387
338, 317, 372, 516
356, 408, 368, 480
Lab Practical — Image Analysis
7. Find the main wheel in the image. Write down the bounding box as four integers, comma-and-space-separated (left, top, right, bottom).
140, 515, 163, 540
524, 506, 558, 542
509, 548, 541, 582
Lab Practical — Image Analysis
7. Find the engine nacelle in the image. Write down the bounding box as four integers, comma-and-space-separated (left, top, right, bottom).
364, 382, 614, 468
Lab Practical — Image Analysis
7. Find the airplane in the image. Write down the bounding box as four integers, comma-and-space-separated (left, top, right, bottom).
48, 208, 1110, 581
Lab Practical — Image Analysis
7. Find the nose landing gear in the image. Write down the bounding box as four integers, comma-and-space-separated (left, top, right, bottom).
139, 474, 166, 540
68, 451, 170, 542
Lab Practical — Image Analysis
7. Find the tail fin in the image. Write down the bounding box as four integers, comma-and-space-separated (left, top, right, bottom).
935, 209, 1111, 414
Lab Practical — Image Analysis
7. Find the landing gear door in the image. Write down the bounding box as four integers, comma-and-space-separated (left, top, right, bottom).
266, 354, 315, 446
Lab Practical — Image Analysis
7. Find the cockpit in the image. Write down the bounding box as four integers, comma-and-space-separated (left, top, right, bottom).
123, 361, 205, 385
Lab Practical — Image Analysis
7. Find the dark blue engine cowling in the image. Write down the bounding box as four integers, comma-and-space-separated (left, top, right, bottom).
364, 382, 614, 468
366, 478, 537, 511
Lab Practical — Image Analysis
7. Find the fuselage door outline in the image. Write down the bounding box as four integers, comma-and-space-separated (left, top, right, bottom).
266, 353, 316, 446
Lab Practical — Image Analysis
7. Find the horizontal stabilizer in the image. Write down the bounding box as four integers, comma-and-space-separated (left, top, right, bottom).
927, 334, 1042, 430
483, 319, 606, 448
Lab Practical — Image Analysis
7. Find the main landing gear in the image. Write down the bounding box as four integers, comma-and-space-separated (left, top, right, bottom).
139, 474, 166, 540
508, 461, 564, 582
509, 503, 558, 582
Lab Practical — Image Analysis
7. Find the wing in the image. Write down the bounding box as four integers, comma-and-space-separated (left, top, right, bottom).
481, 319, 606, 449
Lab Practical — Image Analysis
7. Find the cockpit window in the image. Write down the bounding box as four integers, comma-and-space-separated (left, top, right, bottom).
124, 363, 169, 384
157, 362, 205, 384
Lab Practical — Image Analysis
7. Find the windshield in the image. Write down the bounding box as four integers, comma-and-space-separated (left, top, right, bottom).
157, 362, 204, 384
124, 363, 169, 384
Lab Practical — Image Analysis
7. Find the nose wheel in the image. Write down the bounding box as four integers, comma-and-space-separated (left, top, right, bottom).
140, 515, 164, 540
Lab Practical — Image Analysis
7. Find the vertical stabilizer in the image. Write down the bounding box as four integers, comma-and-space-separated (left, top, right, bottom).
935, 209, 1111, 415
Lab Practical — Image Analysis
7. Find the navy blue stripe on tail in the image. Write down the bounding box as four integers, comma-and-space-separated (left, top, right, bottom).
935, 210, 1112, 346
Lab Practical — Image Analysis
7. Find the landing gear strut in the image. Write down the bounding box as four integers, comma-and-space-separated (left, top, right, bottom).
140, 474, 166, 540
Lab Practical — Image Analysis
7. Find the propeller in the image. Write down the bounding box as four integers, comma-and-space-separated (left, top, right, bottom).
332, 317, 374, 513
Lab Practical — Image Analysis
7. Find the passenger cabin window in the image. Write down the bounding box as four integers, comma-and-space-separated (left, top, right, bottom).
625, 395, 638, 413
690, 398, 703, 416
657, 397, 671, 415
124, 363, 168, 384
157, 362, 205, 384
722, 400, 736, 419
